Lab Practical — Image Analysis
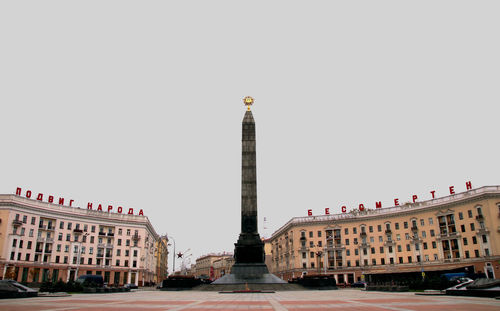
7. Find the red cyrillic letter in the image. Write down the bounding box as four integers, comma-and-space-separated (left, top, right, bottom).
307, 209, 312, 216
48, 196, 54, 203
359, 204, 365, 211
341, 206, 347, 213
394, 198, 399, 206
412, 195, 418, 203
69, 199, 74, 207
375, 201, 382, 208
97, 204, 103, 211
449, 186, 455, 195
325, 208, 330, 215
466, 181, 472, 190
37, 193, 43, 201
117, 206, 123, 213
107, 205, 113, 212
16, 187, 22, 195
87, 202, 93, 210
139, 209, 144, 216
430, 190, 435, 198
128, 208, 134, 215
58, 198, 64, 205
26, 190, 32, 198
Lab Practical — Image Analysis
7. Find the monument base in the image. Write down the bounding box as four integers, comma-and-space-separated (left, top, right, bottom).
211, 263, 286, 284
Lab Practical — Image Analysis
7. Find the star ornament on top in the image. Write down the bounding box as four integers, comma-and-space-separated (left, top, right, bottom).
243, 96, 254, 111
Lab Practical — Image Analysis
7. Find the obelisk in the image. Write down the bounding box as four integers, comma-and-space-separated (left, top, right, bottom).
212, 97, 285, 284
234, 96, 265, 264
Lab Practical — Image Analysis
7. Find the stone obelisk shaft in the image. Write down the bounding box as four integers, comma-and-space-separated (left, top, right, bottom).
234, 109, 265, 264
241, 110, 258, 233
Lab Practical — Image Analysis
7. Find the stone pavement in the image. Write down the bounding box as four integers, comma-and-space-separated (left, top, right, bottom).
1, 289, 500, 311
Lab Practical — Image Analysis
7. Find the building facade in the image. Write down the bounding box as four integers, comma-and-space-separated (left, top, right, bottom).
0, 194, 160, 286
155, 235, 169, 283
268, 186, 500, 284
194, 253, 233, 280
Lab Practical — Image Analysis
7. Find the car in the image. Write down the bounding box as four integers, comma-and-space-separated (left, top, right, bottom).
352, 281, 367, 288
124, 283, 138, 289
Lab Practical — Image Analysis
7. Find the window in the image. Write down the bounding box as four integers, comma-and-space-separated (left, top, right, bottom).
485, 248, 490, 256
125, 260, 129, 266
377, 225, 382, 232
310, 252, 314, 258
461, 225, 466, 232
66, 234, 70, 241
430, 229, 435, 237
89, 247, 94, 254
369, 226, 373, 233
403, 222, 408, 229
117, 249, 121, 256
127, 229, 131, 236
116, 260, 120, 266
432, 241, 437, 248
470, 223, 475, 231
88, 258, 92, 265
420, 219, 425, 226
423, 242, 428, 249
415, 244, 420, 251
27, 241, 32, 249
482, 235, 488, 243
118, 228, 122, 235
370, 237, 374, 243
344, 228, 349, 235
56, 244, 61, 252
133, 250, 138, 257
302, 252, 306, 259
405, 233, 410, 240
381, 258, 385, 265
318, 241, 322, 247
64, 256, 68, 264
388, 246, 393, 253
395, 223, 400, 230
465, 251, 470, 258
390, 257, 394, 264
65, 245, 69, 252
379, 236, 383, 242
355, 260, 359, 267
371, 247, 375, 254
399, 257, 403, 263
397, 245, 402, 252
355, 249, 359, 256
82, 235, 87, 243
347, 260, 351, 267
353, 227, 357, 234
346, 249, 350, 256
31, 217, 36, 225
60, 221, 64, 229
372, 259, 376, 265
67, 222, 72, 230
309, 241, 314, 247
353, 238, 358, 245
84, 224, 88, 232
345, 239, 349, 245
463, 237, 468, 245
90, 236, 94, 243
428, 217, 433, 225
317, 231, 321, 237
29, 229, 34, 237
396, 234, 401, 241
309, 231, 313, 238
422, 231, 426, 238
58, 233, 62, 241
468, 210, 473, 218
126, 239, 130, 246
408, 256, 412, 263
91, 225, 96, 233
458, 212, 463, 220
474, 250, 479, 257
380, 246, 384, 253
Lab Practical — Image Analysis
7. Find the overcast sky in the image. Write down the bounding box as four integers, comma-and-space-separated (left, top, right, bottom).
1, 1, 499, 273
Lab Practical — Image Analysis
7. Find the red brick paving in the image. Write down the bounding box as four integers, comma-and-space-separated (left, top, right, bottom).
200, 300, 271, 305
280, 300, 349, 305
402, 304, 500, 311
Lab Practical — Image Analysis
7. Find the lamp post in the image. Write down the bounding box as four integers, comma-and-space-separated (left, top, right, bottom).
167, 235, 176, 275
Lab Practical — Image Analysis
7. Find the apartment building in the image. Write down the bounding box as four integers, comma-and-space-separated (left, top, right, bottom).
268, 186, 500, 284
0, 194, 161, 286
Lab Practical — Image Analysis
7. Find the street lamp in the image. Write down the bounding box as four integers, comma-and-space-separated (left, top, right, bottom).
167, 235, 176, 275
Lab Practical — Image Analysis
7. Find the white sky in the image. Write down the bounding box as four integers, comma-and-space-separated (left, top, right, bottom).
1, 1, 499, 273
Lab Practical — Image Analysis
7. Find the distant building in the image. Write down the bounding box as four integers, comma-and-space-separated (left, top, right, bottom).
194, 253, 233, 280
212, 254, 234, 280
0, 194, 161, 286
155, 235, 169, 282
267, 186, 500, 284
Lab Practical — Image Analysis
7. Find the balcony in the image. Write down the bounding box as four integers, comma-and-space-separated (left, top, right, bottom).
98, 232, 106, 236
46, 238, 54, 243
107, 233, 115, 237
44, 250, 52, 254
96, 253, 104, 258
360, 232, 367, 237
476, 214, 484, 221
105, 243, 114, 249
411, 226, 418, 232
37, 237, 45, 242
12, 219, 22, 226
97, 243, 105, 248
385, 229, 392, 234
132, 234, 141, 241
73, 229, 83, 234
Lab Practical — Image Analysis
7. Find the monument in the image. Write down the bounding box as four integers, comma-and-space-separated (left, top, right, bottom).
213, 97, 285, 285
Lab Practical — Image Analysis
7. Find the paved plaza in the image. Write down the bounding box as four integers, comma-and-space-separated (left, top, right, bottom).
1, 289, 500, 311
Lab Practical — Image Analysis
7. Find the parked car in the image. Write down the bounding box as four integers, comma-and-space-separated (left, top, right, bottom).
352, 281, 367, 288
124, 283, 138, 289
76, 275, 104, 287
